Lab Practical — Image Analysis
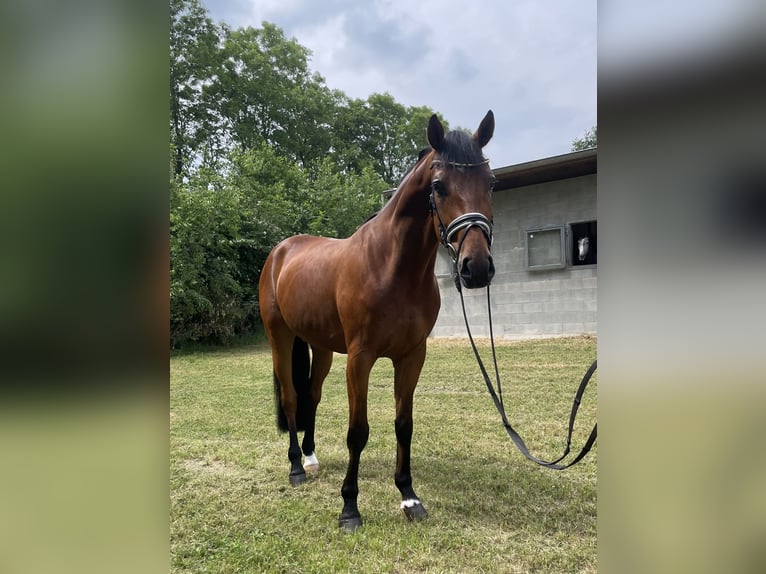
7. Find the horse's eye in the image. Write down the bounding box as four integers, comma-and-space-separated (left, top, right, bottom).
489, 178, 497, 193
431, 179, 446, 197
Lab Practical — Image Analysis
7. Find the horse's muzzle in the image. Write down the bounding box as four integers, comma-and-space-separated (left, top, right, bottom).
459, 255, 495, 289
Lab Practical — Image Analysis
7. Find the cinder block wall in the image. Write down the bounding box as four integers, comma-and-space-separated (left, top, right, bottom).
431, 173, 597, 339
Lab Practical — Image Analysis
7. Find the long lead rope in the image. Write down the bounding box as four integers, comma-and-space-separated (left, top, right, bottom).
457, 285, 598, 469
447, 226, 597, 470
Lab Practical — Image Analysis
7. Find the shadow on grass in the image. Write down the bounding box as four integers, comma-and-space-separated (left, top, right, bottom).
263, 442, 595, 537
170, 327, 269, 357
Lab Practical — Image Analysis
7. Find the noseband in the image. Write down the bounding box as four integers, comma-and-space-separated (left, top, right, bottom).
428, 159, 494, 263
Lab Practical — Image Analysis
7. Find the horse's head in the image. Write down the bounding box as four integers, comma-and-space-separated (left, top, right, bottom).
577, 236, 590, 261
427, 110, 496, 289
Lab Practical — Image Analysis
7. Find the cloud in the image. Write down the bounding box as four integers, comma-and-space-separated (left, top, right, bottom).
203, 0, 597, 166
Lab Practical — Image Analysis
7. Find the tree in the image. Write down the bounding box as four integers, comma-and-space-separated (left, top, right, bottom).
571, 125, 597, 151
170, 0, 223, 178
212, 23, 336, 174
330, 94, 444, 185
306, 160, 387, 238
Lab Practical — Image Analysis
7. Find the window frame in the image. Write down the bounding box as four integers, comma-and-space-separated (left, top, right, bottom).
525, 225, 566, 271
568, 219, 597, 268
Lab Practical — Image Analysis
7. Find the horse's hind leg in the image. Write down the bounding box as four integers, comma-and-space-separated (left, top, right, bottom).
301, 346, 333, 472
271, 333, 309, 486
393, 342, 428, 522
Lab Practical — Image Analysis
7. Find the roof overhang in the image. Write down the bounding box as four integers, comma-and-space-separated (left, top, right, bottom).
492, 148, 597, 191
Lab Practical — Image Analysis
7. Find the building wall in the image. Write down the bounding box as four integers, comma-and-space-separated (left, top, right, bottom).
431, 173, 597, 339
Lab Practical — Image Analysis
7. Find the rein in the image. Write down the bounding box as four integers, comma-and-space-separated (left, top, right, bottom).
448, 230, 598, 470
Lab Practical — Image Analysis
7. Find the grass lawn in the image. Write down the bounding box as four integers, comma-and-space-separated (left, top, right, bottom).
171, 336, 597, 573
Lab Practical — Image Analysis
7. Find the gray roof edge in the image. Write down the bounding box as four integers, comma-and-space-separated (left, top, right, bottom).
492, 147, 597, 190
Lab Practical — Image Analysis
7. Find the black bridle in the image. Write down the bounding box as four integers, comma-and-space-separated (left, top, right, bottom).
428, 159, 494, 266
432, 161, 597, 469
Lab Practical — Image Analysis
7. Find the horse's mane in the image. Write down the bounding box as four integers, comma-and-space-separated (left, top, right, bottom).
362, 210, 379, 224
439, 130, 486, 165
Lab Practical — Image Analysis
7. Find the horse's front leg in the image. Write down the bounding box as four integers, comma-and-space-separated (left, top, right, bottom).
393, 342, 428, 522
338, 350, 374, 532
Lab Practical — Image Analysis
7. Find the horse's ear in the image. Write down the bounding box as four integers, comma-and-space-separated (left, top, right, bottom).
427, 114, 445, 152
474, 110, 495, 148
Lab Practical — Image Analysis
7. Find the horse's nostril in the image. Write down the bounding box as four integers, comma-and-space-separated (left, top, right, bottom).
460, 257, 472, 279
488, 256, 495, 281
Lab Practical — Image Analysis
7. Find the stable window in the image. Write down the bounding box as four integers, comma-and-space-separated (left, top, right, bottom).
570, 220, 597, 266
525, 226, 566, 270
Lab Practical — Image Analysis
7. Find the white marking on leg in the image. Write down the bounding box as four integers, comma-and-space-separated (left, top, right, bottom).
303, 452, 319, 472
400, 498, 421, 509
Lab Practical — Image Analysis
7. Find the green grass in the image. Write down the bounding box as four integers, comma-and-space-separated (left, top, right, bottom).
171, 336, 597, 573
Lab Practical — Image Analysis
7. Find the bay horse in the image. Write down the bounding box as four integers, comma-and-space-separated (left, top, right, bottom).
258, 111, 496, 531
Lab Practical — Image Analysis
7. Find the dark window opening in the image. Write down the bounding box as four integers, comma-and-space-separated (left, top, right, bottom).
570, 220, 597, 266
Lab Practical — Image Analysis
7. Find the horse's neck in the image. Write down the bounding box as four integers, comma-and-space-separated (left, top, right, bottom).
373, 160, 439, 270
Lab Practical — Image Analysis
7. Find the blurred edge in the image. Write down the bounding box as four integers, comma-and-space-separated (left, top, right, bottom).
599, 5, 766, 573
0, 1, 169, 574
1, 1, 765, 573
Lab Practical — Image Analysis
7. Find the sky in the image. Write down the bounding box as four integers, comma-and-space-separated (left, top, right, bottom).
201, 0, 597, 169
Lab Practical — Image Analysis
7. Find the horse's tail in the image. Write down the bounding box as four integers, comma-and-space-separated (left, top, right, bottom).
274, 337, 312, 433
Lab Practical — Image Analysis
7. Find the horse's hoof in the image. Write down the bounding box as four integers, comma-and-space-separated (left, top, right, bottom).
289, 471, 306, 487
303, 452, 319, 472
338, 515, 363, 533
401, 499, 428, 522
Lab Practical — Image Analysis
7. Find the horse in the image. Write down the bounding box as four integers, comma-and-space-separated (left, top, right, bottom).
258, 111, 496, 531
577, 236, 590, 261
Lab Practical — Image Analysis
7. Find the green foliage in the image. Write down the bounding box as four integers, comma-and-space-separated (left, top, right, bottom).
307, 160, 387, 238
571, 125, 597, 151
329, 94, 446, 183
213, 23, 334, 170
170, 174, 252, 345
169, 0, 440, 345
